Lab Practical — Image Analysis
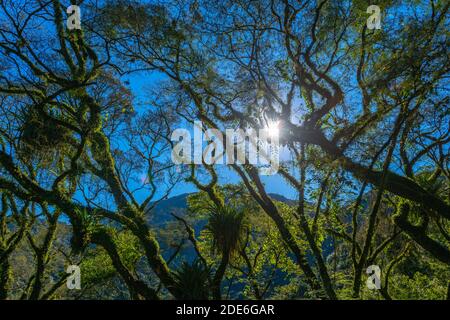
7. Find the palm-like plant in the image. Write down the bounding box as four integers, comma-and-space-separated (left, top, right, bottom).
205, 204, 247, 259
174, 260, 210, 300
205, 204, 248, 299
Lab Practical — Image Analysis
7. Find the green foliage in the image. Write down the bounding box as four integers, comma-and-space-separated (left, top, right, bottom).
174, 260, 210, 300
17, 107, 72, 165
0, 0, 448, 301
205, 204, 247, 259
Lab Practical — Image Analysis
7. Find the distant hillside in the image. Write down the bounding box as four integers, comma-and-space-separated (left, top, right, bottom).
146, 192, 297, 227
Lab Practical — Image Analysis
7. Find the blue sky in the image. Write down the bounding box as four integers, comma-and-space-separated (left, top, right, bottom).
125, 71, 300, 201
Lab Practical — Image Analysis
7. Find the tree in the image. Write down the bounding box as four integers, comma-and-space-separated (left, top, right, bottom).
97, 0, 448, 299
0, 0, 448, 300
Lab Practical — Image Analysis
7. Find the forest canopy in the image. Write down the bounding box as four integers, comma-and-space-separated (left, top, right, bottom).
0, 0, 448, 300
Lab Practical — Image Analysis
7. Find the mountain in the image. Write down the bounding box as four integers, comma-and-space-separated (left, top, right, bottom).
146, 192, 297, 227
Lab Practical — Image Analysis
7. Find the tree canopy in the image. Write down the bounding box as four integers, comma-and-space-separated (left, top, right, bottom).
0, 0, 448, 300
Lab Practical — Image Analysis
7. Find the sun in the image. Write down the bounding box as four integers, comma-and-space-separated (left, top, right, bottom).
266, 121, 279, 138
